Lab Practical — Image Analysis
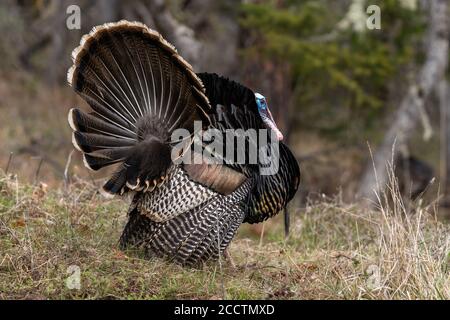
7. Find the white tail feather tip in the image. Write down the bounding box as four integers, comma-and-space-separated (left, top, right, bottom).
67, 108, 78, 131
71, 132, 83, 152
82, 154, 94, 171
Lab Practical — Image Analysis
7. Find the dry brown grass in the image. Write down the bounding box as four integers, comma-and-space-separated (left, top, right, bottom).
0, 168, 448, 300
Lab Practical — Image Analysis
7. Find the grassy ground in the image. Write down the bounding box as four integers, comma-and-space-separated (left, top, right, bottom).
0, 170, 448, 300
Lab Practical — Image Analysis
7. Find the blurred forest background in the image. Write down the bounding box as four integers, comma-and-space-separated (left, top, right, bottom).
0, 0, 449, 218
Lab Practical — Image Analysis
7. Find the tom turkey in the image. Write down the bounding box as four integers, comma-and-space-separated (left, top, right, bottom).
67, 21, 300, 266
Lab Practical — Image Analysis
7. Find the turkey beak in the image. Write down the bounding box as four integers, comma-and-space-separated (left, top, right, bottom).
263, 109, 284, 141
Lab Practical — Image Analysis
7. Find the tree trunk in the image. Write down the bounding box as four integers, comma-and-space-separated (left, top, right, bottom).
146, 0, 202, 69
439, 80, 450, 197
358, 0, 449, 204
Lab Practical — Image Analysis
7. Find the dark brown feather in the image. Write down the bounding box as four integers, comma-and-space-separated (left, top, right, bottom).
184, 162, 246, 195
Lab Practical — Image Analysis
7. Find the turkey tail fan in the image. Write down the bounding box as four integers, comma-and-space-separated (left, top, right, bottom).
67, 21, 212, 195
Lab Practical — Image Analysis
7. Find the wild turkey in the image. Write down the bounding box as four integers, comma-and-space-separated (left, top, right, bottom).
67, 21, 300, 266
395, 156, 434, 200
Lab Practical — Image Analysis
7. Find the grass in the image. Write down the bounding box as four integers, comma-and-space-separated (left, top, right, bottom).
0, 170, 449, 300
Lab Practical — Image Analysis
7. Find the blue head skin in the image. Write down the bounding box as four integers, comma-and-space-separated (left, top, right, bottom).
255, 93, 284, 141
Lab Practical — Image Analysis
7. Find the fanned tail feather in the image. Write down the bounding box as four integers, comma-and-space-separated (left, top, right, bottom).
67, 21, 211, 194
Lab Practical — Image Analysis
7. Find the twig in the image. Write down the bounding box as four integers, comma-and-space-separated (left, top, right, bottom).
64, 150, 74, 190
259, 222, 265, 247
33, 158, 44, 185
17, 145, 64, 176
5, 152, 13, 174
